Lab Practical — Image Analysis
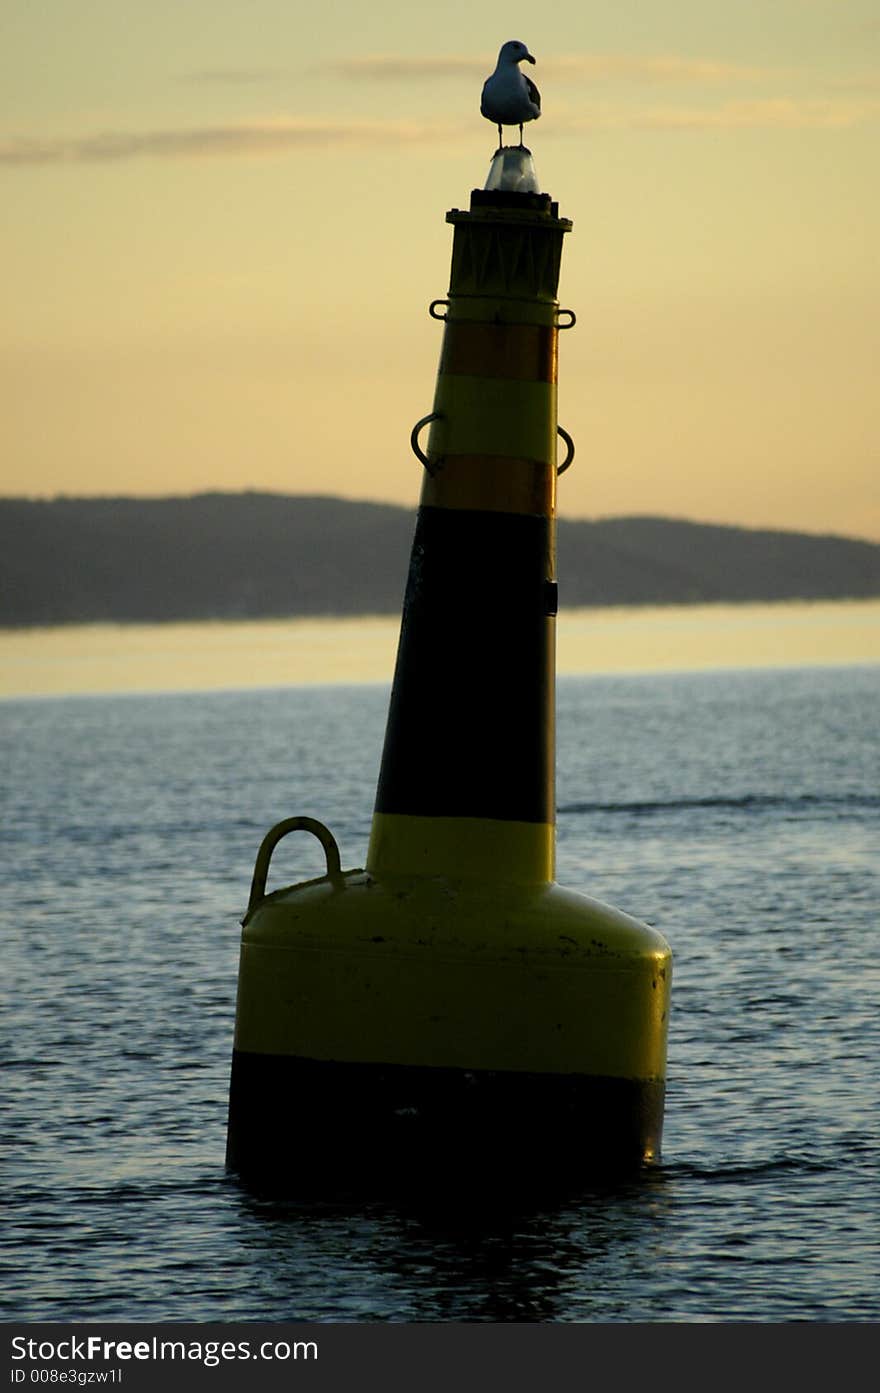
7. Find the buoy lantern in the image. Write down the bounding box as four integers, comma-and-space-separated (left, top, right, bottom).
226, 183, 672, 1193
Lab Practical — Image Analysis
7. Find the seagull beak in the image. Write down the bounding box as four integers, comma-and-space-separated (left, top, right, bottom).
525, 53, 536, 63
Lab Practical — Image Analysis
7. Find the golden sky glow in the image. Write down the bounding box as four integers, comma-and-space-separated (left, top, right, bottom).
2, 0, 878, 539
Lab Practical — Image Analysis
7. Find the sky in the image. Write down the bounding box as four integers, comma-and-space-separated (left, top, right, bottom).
2, 0, 879, 540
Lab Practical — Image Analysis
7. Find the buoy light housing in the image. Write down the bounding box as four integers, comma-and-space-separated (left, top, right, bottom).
484, 146, 541, 194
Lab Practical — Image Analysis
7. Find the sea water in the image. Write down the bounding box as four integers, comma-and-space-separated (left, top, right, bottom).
1, 665, 878, 1321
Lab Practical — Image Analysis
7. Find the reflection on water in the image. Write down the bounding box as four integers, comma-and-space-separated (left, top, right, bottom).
2, 600, 879, 698
232, 1175, 671, 1322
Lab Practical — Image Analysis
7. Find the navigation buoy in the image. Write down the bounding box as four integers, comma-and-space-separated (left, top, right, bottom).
226, 184, 672, 1193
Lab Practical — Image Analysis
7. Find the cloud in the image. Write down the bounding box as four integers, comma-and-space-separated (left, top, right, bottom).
544, 55, 784, 84
327, 56, 484, 80
3, 94, 877, 168
0, 118, 467, 166
564, 96, 880, 131
179, 68, 289, 85
331, 53, 784, 85
826, 72, 880, 95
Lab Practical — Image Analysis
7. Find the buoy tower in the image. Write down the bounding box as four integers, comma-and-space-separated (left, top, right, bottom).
227, 157, 672, 1193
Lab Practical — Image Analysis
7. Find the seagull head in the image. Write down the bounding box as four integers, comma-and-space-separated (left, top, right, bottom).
499, 39, 536, 66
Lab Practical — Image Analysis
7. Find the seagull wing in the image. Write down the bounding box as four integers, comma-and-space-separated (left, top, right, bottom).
523, 74, 541, 112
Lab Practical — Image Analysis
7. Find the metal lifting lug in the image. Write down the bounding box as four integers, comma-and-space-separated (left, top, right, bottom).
243, 816, 348, 924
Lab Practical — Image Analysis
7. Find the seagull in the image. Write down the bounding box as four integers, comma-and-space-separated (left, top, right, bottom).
480, 39, 541, 150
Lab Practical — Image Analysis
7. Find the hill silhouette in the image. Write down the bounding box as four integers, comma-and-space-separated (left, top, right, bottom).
1, 492, 878, 628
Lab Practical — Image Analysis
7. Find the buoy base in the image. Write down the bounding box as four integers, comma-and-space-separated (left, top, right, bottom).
227, 869, 671, 1196
227, 1051, 664, 1196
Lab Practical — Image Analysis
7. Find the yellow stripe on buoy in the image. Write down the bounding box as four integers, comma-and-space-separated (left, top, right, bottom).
427, 374, 557, 466
233, 873, 669, 1082
366, 813, 554, 882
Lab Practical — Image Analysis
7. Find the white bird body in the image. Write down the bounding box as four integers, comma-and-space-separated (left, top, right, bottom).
481, 39, 541, 148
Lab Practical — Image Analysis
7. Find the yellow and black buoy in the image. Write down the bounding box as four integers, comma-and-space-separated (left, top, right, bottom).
226, 172, 672, 1193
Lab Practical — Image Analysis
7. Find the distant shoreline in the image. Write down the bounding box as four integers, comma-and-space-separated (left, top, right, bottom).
2, 493, 879, 629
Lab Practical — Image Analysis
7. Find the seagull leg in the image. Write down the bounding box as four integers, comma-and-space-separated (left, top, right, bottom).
497, 123, 503, 151
518, 123, 524, 147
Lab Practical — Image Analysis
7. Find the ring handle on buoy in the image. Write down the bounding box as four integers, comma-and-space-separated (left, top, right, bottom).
244, 816, 345, 922
557, 425, 575, 476
410, 412, 443, 474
